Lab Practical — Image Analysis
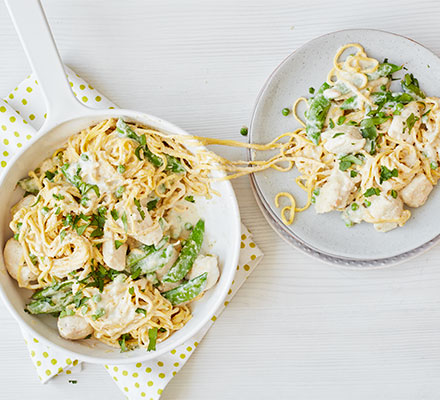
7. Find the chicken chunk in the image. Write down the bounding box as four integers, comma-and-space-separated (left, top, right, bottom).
57, 315, 94, 340
400, 174, 433, 208
127, 206, 163, 246
186, 255, 219, 291
388, 102, 421, 144
321, 125, 366, 155
3, 238, 37, 287
315, 170, 355, 214
102, 225, 127, 271
366, 194, 404, 232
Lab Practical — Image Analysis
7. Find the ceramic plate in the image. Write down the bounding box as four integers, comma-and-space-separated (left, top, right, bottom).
250, 29, 440, 267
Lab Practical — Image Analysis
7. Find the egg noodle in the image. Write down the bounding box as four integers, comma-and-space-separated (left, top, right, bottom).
171, 43, 440, 231
7, 43, 440, 351
8, 118, 217, 350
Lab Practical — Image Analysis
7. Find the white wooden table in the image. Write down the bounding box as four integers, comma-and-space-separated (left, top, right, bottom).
1, 1, 440, 399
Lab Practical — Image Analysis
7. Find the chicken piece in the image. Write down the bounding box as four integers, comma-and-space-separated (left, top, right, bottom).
400, 174, 433, 208
315, 170, 355, 214
102, 224, 128, 271
121, 205, 163, 247
57, 315, 94, 340
11, 195, 37, 215
3, 238, 37, 287
321, 125, 366, 155
366, 194, 404, 232
186, 255, 219, 291
388, 102, 421, 144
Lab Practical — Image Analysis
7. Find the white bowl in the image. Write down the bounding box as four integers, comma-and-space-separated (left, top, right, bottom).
0, 109, 241, 364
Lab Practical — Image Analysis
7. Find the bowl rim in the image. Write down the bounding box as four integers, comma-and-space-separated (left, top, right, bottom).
0, 108, 241, 364
248, 28, 440, 268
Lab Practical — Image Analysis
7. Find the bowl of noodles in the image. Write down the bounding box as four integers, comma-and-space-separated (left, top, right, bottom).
0, 112, 241, 363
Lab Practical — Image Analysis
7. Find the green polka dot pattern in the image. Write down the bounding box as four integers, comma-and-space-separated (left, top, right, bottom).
5, 68, 263, 400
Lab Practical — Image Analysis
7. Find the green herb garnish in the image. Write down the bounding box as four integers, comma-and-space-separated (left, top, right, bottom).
364, 187, 381, 197
379, 166, 398, 184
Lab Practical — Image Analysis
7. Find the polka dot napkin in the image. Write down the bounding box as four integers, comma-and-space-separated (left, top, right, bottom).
1, 68, 264, 399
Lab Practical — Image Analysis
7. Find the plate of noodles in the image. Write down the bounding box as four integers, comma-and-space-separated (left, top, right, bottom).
249, 29, 440, 267
0, 115, 240, 362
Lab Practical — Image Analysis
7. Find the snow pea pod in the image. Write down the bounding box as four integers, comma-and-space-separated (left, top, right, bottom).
161, 272, 208, 305
305, 82, 331, 145
162, 219, 205, 283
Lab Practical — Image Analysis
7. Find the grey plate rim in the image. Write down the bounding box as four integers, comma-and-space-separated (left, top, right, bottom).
248, 28, 440, 268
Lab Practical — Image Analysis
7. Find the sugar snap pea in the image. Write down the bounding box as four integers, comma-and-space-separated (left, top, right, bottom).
161, 272, 208, 305
401, 73, 426, 99
162, 219, 204, 283
305, 82, 331, 145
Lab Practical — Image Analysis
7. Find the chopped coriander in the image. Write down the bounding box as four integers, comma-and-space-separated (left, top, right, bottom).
30, 195, 41, 207
185, 195, 195, 203
90, 228, 103, 238
337, 115, 346, 125
134, 198, 145, 220
240, 126, 248, 136
329, 119, 335, 129
60, 230, 66, 242
332, 132, 345, 138
350, 170, 358, 178
390, 189, 398, 199
312, 188, 320, 196
52, 193, 65, 200
347, 120, 359, 127
309, 87, 315, 94
80, 153, 89, 161
351, 203, 359, 211
339, 154, 363, 171
364, 199, 371, 207
379, 166, 398, 184
129, 287, 135, 295
147, 198, 158, 211
41, 206, 50, 215
406, 112, 419, 134
364, 187, 381, 197
430, 161, 438, 170
111, 209, 119, 221
422, 109, 431, 118
64, 214, 73, 226
136, 308, 147, 316
13, 233, 19, 241
117, 165, 126, 174
68, 380, 78, 384
75, 223, 88, 236
80, 196, 89, 206
121, 212, 128, 232
118, 333, 131, 353
282, 107, 290, 116
147, 327, 158, 352
44, 171, 55, 181
115, 240, 124, 250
